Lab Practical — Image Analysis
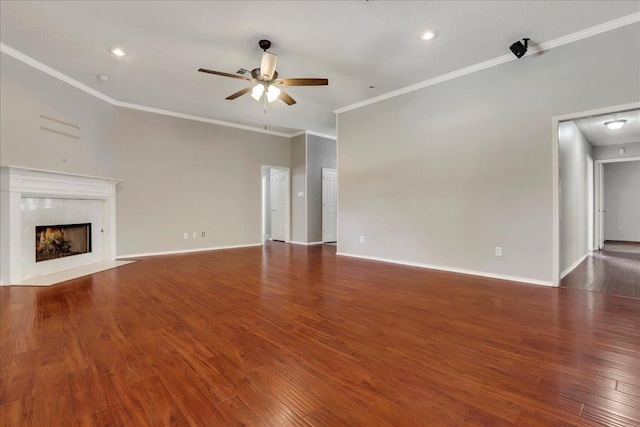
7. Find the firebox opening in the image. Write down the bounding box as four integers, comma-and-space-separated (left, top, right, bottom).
35, 223, 92, 262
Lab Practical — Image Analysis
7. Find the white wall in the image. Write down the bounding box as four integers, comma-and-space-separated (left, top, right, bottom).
558, 121, 593, 274
594, 141, 640, 160
604, 161, 640, 242
337, 23, 640, 284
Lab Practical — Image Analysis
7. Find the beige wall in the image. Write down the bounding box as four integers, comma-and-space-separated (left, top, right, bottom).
290, 134, 306, 243
111, 108, 290, 255
306, 135, 336, 243
337, 23, 640, 283
1, 52, 291, 257
1, 52, 115, 177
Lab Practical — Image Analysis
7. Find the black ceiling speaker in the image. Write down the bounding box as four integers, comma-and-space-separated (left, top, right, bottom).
510, 38, 530, 58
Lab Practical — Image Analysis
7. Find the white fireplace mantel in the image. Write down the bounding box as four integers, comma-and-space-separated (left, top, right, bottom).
0, 166, 121, 285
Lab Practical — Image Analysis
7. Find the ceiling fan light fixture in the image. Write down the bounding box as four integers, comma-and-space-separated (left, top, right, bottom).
251, 84, 265, 101
604, 119, 627, 130
266, 85, 281, 103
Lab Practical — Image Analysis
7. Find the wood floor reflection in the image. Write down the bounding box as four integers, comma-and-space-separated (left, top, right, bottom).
562, 241, 640, 299
2, 243, 639, 426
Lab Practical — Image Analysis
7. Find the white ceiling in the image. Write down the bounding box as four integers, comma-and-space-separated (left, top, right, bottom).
1, 1, 639, 137
574, 109, 640, 146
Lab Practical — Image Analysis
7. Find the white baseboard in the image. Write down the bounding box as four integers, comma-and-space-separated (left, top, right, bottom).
117, 243, 262, 259
288, 241, 323, 246
561, 253, 589, 279
336, 252, 554, 287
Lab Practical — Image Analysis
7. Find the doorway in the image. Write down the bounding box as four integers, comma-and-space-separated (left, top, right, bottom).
553, 103, 640, 296
322, 168, 337, 243
261, 166, 290, 243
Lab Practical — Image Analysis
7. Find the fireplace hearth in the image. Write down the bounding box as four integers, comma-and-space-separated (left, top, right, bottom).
36, 223, 92, 262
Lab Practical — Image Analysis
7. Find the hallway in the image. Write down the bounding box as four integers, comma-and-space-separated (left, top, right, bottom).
561, 241, 640, 298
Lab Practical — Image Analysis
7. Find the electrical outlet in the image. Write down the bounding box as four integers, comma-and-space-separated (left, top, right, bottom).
495, 246, 502, 257
193, 232, 197, 238
360, 235, 365, 243
183, 233, 188, 239
202, 232, 206, 237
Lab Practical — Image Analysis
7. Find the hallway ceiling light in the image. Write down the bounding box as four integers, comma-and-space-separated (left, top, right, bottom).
110, 47, 126, 57
604, 119, 627, 130
421, 31, 437, 41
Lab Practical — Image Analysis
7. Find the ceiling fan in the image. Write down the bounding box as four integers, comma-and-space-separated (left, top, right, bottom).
198, 40, 328, 106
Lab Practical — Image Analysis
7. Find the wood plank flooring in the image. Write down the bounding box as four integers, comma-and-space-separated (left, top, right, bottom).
562, 241, 640, 298
2, 243, 639, 426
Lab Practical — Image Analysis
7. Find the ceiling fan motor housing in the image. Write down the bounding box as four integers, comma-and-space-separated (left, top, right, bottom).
251, 68, 278, 81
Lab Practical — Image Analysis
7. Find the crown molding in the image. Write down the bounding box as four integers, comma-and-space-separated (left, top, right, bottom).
113, 101, 292, 138
0, 42, 295, 139
0, 43, 118, 105
334, 12, 640, 115
290, 130, 307, 138
306, 130, 337, 140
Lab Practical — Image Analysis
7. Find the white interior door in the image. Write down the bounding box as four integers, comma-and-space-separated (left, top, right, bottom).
322, 168, 338, 242
597, 162, 605, 249
270, 169, 288, 241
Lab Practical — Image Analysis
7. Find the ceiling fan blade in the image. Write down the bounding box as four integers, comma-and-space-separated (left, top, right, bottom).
226, 86, 254, 100
198, 68, 253, 81
275, 78, 328, 86
278, 90, 297, 106
260, 52, 277, 80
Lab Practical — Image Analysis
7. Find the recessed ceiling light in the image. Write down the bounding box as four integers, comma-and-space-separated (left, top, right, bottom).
604, 119, 626, 130
97, 74, 109, 81
421, 31, 437, 41
110, 47, 126, 57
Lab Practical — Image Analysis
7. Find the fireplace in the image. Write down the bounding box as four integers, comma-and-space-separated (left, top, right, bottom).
35, 223, 92, 262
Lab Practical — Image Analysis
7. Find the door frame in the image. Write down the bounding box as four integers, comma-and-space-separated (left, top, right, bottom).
552, 101, 640, 286
595, 157, 640, 250
260, 165, 291, 244
322, 168, 338, 243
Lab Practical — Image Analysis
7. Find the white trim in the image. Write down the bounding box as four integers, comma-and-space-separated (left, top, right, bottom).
1, 165, 122, 183
336, 252, 553, 287
597, 156, 640, 164
306, 130, 337, 141
304, 133, 309, 244
1, 43, 293, 139
334, 13, 640, 115
288, 241, 310, 245
561, 253, 589, 279
1, 166, 120, 285
552, 102, 640, 286
116, 243, 262, 259
115, 101, 291, 138
290, 130, 306, 138
308, 241, 324, 245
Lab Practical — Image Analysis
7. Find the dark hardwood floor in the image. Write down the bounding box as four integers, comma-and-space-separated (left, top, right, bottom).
2, 243, 639, 426
562, 241, 640, 299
